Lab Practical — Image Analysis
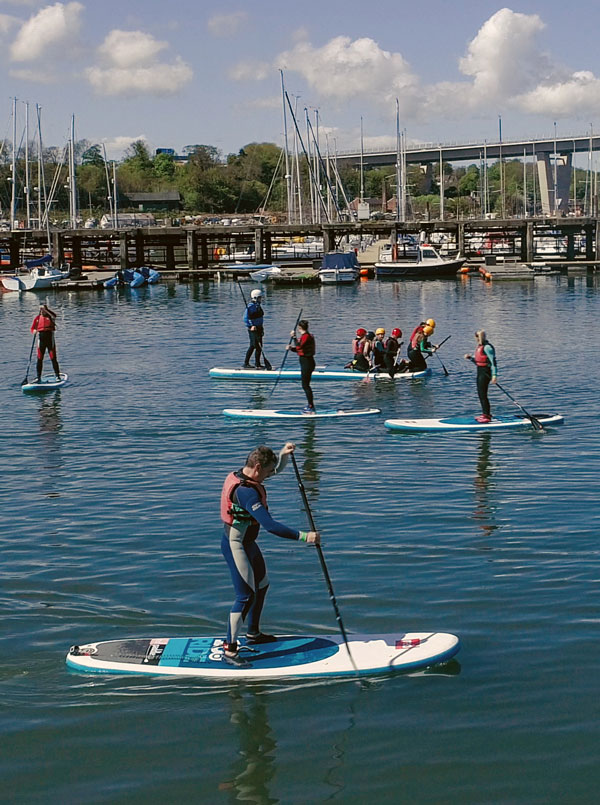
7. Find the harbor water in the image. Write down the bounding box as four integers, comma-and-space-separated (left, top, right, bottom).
1, 272, 599, 803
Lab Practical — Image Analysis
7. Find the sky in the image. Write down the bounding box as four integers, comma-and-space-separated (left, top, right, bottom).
2, 0, 600, 160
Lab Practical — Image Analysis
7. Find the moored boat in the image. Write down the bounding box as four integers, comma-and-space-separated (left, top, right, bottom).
318, 251, 360, 284
375, 244, 465, 278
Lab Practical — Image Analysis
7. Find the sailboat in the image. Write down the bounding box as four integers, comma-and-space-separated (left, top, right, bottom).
1, 105, 71, 292
2, 254, 68, 291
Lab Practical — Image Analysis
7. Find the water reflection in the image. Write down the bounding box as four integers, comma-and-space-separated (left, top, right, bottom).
37, 392, 63, 497
299, 421, 321, 501
471, 433, 499, 540
219, 689, 277, 804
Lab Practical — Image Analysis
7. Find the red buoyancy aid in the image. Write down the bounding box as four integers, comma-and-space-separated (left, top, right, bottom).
32, 313, 55, 332
221, 471, 268, 525
474, 344, 490, 367
295, 332, 315, 357
409, 325, 424, 349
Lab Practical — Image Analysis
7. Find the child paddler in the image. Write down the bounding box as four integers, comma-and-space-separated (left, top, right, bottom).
220, 443, 320, 665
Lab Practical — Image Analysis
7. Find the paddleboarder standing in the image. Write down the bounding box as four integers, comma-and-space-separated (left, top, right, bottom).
243, 289, 269, 369
31, 303, 61, 383
220, 442, 320, 665
287, 319, 316, 413
465, 329, 498, 423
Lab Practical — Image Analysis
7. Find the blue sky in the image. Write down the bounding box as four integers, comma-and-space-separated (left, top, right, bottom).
2, 1, 600, 159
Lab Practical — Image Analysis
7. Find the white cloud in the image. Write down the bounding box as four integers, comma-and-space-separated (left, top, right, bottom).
98, 29, 167, 69
277, 36, 418, 106
264, 9, 600, 125
86, 29, 192, 96
0, 12, 19, 33
101, 135, 147, 159
518, 71, 600, 117
10, 1, 83, 62
207, 11, 247, 37
9, 65, 56, 82
229, 59, 270, 81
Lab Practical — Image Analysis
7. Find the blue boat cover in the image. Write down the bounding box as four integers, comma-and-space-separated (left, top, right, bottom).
25, 253, 52, 269
321, 251, 359, 269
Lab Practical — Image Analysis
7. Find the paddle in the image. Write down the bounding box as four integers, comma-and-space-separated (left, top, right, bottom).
237, 280, 272, 370
267, 308, 303, 399
21, 332, 37, 386
290, 453, 359, 675
421, 334, 451, 376
495, 382, 544, 431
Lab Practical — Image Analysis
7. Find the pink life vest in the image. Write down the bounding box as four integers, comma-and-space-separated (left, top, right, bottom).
220, 471, 268, 525
474, 344, 489, 367
410, 325, 424, 349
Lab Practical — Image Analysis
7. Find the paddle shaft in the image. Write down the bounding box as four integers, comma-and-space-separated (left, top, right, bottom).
238, 281, 272, 369
267, 308, 302, 398
22, 332, 37, 385
424, 334, 451, 360
290, 454, 359, 674
495, 381, 543, 430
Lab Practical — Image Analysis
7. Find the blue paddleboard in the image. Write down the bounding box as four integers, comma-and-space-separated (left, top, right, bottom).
22, 372, 68, 393
66, 632, 460, 679
384, 413, 564, 432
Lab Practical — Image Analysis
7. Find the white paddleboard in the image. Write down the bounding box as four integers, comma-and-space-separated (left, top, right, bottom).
224, 407, 380, 419
210, 367, 430, 381
66, 632, 460, 679
384, 413, 565, 432
22, 372, 68, 393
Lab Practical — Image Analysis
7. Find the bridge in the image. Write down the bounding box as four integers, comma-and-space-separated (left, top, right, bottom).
336, 134, 600, 216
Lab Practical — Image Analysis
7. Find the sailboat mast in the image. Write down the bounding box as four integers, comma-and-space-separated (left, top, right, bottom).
69, 114, 77, 229
10, 97, 17, 231
279, 70, 292, 224
25, 102, 31, 228
395, 100, 401, 222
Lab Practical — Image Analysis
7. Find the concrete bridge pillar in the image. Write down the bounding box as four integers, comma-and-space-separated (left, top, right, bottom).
536, 153, 572, 215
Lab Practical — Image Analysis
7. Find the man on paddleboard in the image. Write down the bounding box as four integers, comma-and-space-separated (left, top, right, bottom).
221, 442, 320, 665
465, 330, 498, 423
30, 304, 61, 383
243, 289, 270, 369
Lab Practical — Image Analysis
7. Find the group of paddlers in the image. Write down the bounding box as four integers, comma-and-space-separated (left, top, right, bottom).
345, 318, 439, 377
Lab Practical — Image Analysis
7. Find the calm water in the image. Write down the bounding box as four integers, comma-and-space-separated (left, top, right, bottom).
1, 272, 599, 803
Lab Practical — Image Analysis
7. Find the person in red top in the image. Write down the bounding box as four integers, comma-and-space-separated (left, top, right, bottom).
31, 304, 61, 382
287, 319, 316, 413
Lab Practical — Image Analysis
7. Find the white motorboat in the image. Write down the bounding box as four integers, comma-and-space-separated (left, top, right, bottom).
318, 251, 360, 284
375, 244, 465, 278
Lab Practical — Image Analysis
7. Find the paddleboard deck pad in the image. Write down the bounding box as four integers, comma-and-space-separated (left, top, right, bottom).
224, 407, 380, 419
384, 413, 564, 432
210, 367, 430, 381
66, 632, 460, 679
22, 372, 68, 393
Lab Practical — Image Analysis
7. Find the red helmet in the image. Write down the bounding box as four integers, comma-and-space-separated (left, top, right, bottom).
356, 328, 367, 337
391, 328, 402, 338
